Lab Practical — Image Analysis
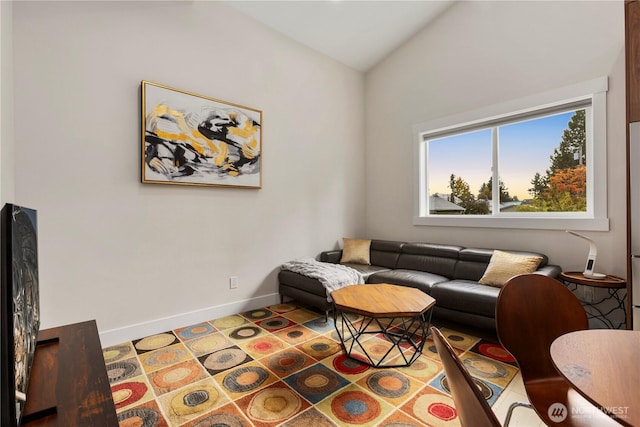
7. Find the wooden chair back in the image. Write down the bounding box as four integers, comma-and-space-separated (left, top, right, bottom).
495, 274, 587, 385
430, 327, 502, 427
495, 275, 623, 426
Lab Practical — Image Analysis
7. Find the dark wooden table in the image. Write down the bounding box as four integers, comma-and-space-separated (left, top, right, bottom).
331, 284, 435, 367
21, 320, 118, 426
559, 271, 627, 329
560, 271, 626, 288
550, 329, 639, 426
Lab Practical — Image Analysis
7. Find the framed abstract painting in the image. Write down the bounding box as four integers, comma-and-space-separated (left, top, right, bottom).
141, 81, 262, 188
1, 204, 40, 427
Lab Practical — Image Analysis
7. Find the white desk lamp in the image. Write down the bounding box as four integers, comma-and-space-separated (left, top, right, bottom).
565, 230, 606, 279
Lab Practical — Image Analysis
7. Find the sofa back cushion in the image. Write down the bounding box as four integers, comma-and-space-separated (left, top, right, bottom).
396, 243, 462, 278
454, 248, 549, 281
369, 240, 405, 269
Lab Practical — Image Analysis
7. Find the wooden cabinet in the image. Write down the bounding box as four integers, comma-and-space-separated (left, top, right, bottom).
627, 1, 640, 122
21, 320, 118, 426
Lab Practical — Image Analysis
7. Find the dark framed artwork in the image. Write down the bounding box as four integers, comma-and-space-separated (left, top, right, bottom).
141, 81, 263, 188
1, 204, 40, 427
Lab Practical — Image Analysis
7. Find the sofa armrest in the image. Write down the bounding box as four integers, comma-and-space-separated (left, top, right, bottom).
534, 264, 562, 278
320, 250, 342, 264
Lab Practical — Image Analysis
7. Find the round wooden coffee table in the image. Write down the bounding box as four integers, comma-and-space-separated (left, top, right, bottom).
331, 283, 435, 367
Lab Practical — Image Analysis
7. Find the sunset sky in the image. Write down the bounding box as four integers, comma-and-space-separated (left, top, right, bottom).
427, 110, 577, 201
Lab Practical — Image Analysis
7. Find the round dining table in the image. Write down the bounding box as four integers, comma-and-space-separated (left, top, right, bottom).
550, 329, 640, 427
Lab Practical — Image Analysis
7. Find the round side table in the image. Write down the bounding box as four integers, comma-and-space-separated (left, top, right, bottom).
559, 271, 627, 329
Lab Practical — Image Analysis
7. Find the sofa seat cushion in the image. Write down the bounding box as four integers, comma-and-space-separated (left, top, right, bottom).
342, 263, 391, 281
430, 280, 500, 318
278, 265, 386, 298
367, 269, 448, 294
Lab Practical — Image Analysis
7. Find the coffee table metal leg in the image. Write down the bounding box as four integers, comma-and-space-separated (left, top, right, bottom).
333, 306, 434, 368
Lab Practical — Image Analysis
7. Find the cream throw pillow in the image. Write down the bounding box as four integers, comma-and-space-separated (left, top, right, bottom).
479, 250, 543, 287
340, 238, 371, 265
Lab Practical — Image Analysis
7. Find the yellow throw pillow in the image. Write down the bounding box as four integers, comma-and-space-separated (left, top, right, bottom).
479, 250, 543, 287
340, 238, 371, 265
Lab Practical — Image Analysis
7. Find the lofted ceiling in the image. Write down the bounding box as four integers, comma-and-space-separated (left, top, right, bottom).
224, 0, 455, 72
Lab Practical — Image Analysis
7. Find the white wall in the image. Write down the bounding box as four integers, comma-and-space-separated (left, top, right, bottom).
1, 0, 15, 204
365, 1, 626, 276
8, 1, 628, 339
12, 1, 365, 338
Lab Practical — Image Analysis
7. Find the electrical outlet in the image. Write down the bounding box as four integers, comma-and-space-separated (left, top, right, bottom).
229, 276, 238, 289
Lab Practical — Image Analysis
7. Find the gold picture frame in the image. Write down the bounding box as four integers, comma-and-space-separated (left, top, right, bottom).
141, 81, 262, 188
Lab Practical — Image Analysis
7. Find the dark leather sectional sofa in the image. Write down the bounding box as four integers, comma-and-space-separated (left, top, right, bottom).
278, 239, 562, 330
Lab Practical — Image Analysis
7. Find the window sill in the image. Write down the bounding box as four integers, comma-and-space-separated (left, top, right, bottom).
413, 215, 609, 231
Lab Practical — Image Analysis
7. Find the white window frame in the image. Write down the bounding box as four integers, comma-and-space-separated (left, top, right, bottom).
413, 77, 609, 231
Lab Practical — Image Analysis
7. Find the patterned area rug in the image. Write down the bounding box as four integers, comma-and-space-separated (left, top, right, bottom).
102, 302, 518, 427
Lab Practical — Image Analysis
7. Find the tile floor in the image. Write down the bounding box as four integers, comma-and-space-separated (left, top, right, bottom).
492, 372, 546, 426
105, 302, 539, 426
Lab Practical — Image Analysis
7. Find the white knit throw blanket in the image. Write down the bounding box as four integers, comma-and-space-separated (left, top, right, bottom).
281, 258, 364, 301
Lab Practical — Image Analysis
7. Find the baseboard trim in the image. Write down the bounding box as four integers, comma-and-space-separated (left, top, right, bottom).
99, 293, 281, 347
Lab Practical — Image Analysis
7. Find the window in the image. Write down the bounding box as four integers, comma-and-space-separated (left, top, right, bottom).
414, 77, 609, 231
